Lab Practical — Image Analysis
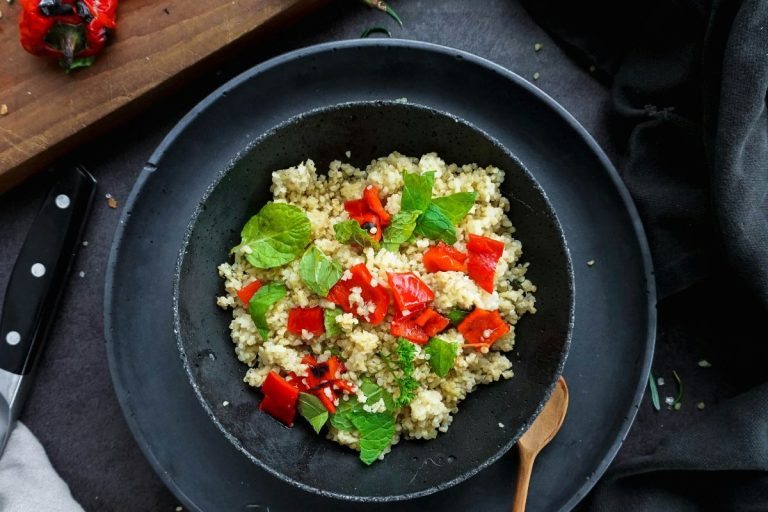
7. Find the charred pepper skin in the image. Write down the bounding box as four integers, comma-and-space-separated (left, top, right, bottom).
20, 0, 117, 69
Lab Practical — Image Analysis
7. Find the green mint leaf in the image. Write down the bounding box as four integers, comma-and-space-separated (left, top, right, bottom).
298, 392, 329, 434
248, 282, 287, 340
352, 412, 396, 465
382, 210, 421, 252
334, 220, 380, 250
425, 337, 458, 377
300, 245, 343, 297
446, 308, 471, 326
401, 171, 435, 212
359, 378, 395, 411
330, 399, 358, 431
236, 202, 311, 269
414, 203, 457, 244
323, 309, 343, 338
432, 192, 477, 224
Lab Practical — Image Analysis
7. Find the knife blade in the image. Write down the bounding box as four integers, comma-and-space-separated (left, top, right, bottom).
0, 166, 96, 455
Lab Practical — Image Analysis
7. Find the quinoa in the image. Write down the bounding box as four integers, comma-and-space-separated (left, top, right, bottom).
217, 152, 537, 452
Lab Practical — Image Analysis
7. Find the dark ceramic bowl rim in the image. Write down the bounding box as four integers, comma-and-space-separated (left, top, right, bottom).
171, 99, 574, 502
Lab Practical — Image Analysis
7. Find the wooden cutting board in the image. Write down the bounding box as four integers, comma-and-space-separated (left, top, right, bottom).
0, 0, 328, 193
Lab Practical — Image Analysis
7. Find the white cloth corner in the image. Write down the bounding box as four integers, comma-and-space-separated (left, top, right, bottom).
0, 422, 84, 512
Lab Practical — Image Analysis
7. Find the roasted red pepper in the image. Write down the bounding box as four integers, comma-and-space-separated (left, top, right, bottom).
327, 263, 389, 324
289, 355, 354, 414
259, 371, 299, 426
390, 315, 429, 344
413, 307, 450, 336
20, 0, 118, 70
344, 185, 390, 241
236, 280, 262, 305
457, 308, 510, 347
287, 307, 325, 337
466, 234, 505, 293
386, 271, 434, 315
363, 185, 391, 226
423, 242, 467, 273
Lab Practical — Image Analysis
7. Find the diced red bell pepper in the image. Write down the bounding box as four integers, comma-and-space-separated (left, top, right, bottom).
357, 212, 383, 242
236, 280, 262, 304
363, 185, 391, 227
287, 307, 325, 337
414, 308, 451, 337
315, 385, 337, 414
390, 315, 429, 344
457, 308, 510, 347
422, 242, 467, 273
327, 263, 390, 324
466, 234, 505, 293
387, 272, 435, 315
331, 379, 356, 393
260, 371, 299, 426
344, 198, 370, 220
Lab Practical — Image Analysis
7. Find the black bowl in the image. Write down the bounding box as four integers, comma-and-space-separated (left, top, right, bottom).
173, 101, 573, 501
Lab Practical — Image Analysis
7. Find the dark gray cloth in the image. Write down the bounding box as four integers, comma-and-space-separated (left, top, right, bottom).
522, 0, 768, 509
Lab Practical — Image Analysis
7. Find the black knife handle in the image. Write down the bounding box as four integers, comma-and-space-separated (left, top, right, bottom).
0, 166, 96, 375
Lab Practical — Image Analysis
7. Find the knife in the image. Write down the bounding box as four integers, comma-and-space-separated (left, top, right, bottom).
0, 166, 96, 455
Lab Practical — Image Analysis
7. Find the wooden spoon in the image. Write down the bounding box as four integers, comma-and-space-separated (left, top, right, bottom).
511, 377, 569, 512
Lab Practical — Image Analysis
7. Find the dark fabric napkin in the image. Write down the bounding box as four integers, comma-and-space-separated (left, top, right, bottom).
521, 0, 768, 509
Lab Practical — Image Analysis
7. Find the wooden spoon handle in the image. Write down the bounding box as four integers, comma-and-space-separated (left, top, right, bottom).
511, 450, 536, 512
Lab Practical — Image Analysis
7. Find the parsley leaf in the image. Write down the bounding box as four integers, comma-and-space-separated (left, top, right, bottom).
248, 282, 287, 340
352, 412, 396, 465
300, 245, 343, 297
382, 210, 421, 252
446, 308, 471, 326
414, 203, 457, 244
298, 392, 329, 434
235, 202, 311, 269
380, 339, 419, 407
432, 192, 477, 224
401, 171, 435, 212
323, 309, 343, 337
425, 337, 458, 377
334, 220, 380, 250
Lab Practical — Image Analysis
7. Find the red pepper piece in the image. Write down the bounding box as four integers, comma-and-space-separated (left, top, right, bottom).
423, 242, 467, 273
466, 234, 505, 293
414, 308, 451, 337
390, 315, 429, 344
357, 212, 383, 242
314, 386, 337, 414
327, 263, 390, 324
331, 379, 356, 393
287, 307, 325, 337
386, 272, 435, 315
260, 371, 299, 426
363, 185, 391, 227
457, 308, 510, 347
20, 0, 118, 70
236, 280, 263, 304
344, 198, 370, 221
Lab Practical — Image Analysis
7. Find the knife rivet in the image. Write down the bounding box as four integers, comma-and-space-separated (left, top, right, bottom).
55, 194, 71, 209
30, 263, 46, 278
5, 331, 20, 346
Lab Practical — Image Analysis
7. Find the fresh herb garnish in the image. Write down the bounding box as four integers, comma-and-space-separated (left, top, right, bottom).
380, 338, 419, 407
61, 56, 96, 73
235, 202, 311, 269
672, 370, 683, 410
401, 171, 435, 213
352, 412, 396, 465
446, 308, 471, 326
248, 282, 287, 340
648, 371, 661, 411
298, 392, 329, 433
334, 220, 380, 250
425, 337, 458, 377
432, 192, 477, 224
360, 26, 391, 38
300, 245, 343, 297
413, 203, 457, 244
382, 210, 421, 252
331, 378, 394, 431
323, 309, 343, 337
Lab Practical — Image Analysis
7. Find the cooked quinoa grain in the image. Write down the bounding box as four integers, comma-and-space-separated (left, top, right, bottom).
217, 152, 536, 454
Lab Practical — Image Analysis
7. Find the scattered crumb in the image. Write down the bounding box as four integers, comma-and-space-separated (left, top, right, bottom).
533, 43, 543, 52
82, 240, 89, 247
105, 193, 112, 199
533, 72, 540, 80
697, 402, 705, 410
345, 150, 351, 158
78, 271, 85, 278
222, 401, 230, 406
107, 196, 118, 209
175, 507, 183, 512
656, 377, 665, 386
589, 65, 596, 73
27, 91, 32, 95
498, 422, 504, 428
698, 359, 712, 368
586, 259, 595, 267
673, 402, 681, 411
664, 396, 674, 406
0, 104, 8, 116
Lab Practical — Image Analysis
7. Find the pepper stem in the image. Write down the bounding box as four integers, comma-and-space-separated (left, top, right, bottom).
61, 31, 78, 69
